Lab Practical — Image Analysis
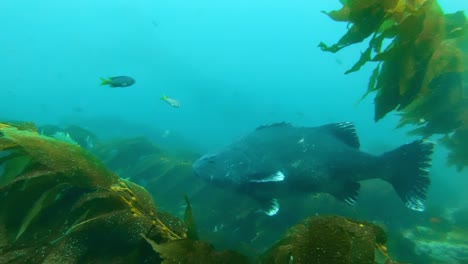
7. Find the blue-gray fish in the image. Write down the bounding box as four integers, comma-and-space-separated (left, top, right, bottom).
100, 76, 135, 88
193, 122, 434, 216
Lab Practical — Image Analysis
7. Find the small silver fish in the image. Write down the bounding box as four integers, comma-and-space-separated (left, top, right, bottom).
161, 95, 180, 108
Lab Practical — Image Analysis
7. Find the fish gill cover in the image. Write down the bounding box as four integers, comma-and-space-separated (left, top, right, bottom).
319, 0, 468, 171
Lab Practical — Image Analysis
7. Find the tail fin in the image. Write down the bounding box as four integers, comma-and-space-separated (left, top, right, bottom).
381, 140, 434, 211
100, 77, 110, 86
160, 95, 167, 101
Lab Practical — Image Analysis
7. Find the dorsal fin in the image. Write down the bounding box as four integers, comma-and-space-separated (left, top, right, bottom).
320, 122, 360, 148
256, 122, 291, 131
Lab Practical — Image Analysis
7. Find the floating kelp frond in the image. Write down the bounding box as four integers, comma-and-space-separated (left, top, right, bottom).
440, 128, 468, 171
320, 0, 468, 170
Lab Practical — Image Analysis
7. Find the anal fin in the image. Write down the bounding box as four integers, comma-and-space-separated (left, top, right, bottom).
329, 181, 360, 206
256, 198, 280, 216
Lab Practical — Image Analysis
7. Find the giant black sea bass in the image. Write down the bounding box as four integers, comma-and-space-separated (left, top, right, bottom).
193, 122, 434, 216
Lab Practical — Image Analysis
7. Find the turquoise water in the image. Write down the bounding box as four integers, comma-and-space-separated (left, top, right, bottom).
1, 1, 467, 263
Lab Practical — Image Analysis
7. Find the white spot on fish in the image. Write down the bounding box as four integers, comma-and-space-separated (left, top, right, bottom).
250, 171, 285, 183
298, 137, 305, 144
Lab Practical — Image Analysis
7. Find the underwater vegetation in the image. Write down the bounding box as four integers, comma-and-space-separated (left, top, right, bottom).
91, 136, 199, 209
0, 122, 242, 263
258, 215, 399, 264
38, 123, 98, 151
89, 136, 266, 253
401, 223, 468, 263
320, 0, 468, 171
0, 121, 409, 263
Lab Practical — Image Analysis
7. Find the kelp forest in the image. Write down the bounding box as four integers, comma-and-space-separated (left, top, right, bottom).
320, 0, 468, 171
1, 0, 467, 263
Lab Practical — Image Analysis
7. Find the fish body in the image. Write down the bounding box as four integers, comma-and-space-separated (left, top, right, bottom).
161, 95, 180, 108
193, 122, 434, 215
100, 76, 135, 88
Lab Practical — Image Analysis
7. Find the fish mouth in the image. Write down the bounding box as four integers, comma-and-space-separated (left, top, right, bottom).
193, 154, 217, 173
192, 162, 202, 178
192, 167, 200, 178
192, 166, 220, 185
192, 159, 211, 180
193, 168, 215, 182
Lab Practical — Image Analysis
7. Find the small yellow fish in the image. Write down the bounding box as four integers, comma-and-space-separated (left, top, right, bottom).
161, 95, 180, 108
100, 76, 135, 88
